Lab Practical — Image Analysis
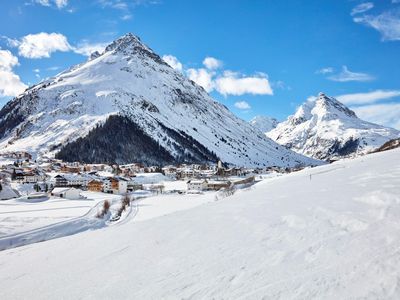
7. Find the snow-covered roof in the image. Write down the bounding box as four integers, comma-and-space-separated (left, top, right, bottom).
0, 185, 20, 200
51, 187, 80, 194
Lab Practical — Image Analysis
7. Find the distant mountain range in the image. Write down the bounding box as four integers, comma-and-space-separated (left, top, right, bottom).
0, 33, 319, 168
266, 93, 400, 161
249, 116, 278, 133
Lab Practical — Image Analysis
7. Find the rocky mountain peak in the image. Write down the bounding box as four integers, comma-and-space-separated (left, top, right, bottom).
314, 92, 356, 118
268, 93, 400, 160
104, 33, 144, 52
103, 33, 166, 66
89, 51, 101, 60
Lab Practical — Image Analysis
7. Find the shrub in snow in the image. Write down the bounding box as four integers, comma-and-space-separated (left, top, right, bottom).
116, 194, 131, 217
215, 184, 236, 200
97, 200, 111, 218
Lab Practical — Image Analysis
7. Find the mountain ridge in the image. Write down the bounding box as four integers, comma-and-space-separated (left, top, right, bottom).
0, 33, 319, 167
249, 115, 278, 133
267, 93, 400, 160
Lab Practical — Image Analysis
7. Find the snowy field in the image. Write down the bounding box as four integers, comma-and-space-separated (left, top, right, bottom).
0, 148, 399, 299
0, 181, 216, 250
0, 191, 121, 237
133, 192, 216, 222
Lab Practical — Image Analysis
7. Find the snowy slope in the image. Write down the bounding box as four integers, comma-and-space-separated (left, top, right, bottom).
268, 93, 400, 160
0, 33, 318, 168
249, 115, 278, 133
0, 148, 399, 299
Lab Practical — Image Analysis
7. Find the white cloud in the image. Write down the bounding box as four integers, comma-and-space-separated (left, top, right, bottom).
97, 0, 159, 20
354, 9, 400, 41
272, 80, 291, 90
315, 67, 334, 74
215, 71, 273, 96
47, 66, 60, 71
328, 66, 374, 82
73, 41, 108, 57
121, 14, 133, 20
35, 0, 68, 9
307, 95, 317, 102
203, 57, 222, 70
0, 50, 18, 70
164, 55, 274, 96
336, 90, 400, 105
234, 101, 251, 110
187, 68, 215, 92
35, 0, 50, 6
0, 35, 20, 48
5, 33, 119, 59
0, 49, 27, 97
54, 0, 68, 8
351, 2, 374, 16
17, 32, 71, 59
352, 103, 400, 129
162, 55, 183, 72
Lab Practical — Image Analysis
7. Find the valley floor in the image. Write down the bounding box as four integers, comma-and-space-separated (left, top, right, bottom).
0, 149, 399, 299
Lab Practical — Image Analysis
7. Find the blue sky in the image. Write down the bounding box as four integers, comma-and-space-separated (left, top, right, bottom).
1, 0, 400, 129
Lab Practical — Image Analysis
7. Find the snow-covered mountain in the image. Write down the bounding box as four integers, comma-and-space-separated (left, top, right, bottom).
268, 93, 400, 161
0, 33, 318, 167
249, 115, 278, 133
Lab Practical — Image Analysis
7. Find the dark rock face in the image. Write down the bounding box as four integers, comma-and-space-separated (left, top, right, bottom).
0, 91, 38, 139
374, 138, 400, 153
55, 115, 219, 165
328, 138, 360, 158
156, 122, 219, 164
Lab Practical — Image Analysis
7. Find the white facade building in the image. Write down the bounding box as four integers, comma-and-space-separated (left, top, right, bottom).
187, 179, 208, 191
51, 187, 83, 200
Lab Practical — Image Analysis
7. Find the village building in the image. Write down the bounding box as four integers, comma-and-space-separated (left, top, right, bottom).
22, 170, 47, 183
1, 151, 32, 160
177, 168, 195, 180
54, 174, 90, 188
162, 165, 177, 179
206, 180, 231, 191
61, 165, 83, 173
87, 180, 104, 192
187, 179, 208, 191
103, 177, 128, 194
232, 176, 255, 186
84, 164, 106, 172
127, 180, 143, 192
51, 187, 83, 200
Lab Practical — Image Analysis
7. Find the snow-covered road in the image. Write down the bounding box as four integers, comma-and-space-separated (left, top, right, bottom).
0, 149, 399, 299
